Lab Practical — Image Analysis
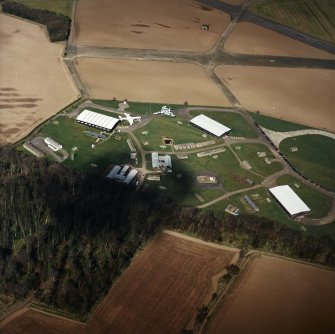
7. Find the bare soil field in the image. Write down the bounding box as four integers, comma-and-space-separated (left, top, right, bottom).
205, 255, 335, 334
0, 14, 79, 144
225, 22, 335, 59
215, 65, 335, 131
74, 0, 230, 51
75, 58, 231, 106
0, 307, 85, 334
87, 231, 239, 334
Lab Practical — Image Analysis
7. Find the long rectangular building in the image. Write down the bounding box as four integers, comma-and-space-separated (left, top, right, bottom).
76, 109, 119, 132
190, 114, 231, 138
269, 185, 310, 216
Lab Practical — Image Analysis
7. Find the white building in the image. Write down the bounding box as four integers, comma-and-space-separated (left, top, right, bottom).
152, 152, 172, 170
190, 114, 231, 138
106, 165, 138, 185
76, 109, 119, 132
269, 185, 311, 216
44, 137, 62, 151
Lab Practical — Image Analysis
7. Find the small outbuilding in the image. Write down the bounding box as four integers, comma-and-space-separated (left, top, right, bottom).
269, 185, 310, 217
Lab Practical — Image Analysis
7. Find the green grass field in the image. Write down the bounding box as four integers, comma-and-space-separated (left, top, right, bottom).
16, 0, 73, 17
190, 110, 258, 138
232, 143, 283, 177
250, 0, 335, 43
280, 135, 335, 190
209, 187, 297, 229
134, 117, 217, 151
276, 174, 333, 219
250, 112, 310, 132
39, 116, 134, 175
92, 99, 186, 116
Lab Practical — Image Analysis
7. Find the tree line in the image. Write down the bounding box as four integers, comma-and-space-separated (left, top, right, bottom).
2, 1, 71, 42
0, 146, 334, 316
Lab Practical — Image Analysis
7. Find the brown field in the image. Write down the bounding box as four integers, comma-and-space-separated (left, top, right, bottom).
215, 65, 335, 131
225, 22, 335, 59
0, 307, 85, 334
0, 14, 79, 144
75, 58, 231, 106
74, 0, 230, 51
205, 255, 335, 334
87, 231, 239, 334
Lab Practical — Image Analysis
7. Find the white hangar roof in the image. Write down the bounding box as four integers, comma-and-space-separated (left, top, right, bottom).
190, 114, 231, 137
269, 185, 311, 216
76, 109, 119, 131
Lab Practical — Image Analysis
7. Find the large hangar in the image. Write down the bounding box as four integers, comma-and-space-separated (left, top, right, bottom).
269, 185, 311, 216
76, 109, 119, 132
190, 114, 231, 138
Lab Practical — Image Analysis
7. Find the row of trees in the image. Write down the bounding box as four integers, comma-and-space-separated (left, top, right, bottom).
2, 1, 71, 42
0, 146, 334, 316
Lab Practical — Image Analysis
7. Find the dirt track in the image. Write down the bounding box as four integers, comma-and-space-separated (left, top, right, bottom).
75, 58, 231, 106
205, 255, 335, 334
0, 14, 79, 143
225, 22, 335, 59
215, 65, 335, 132
74, 0, 229, 52
87, 232, 238, 334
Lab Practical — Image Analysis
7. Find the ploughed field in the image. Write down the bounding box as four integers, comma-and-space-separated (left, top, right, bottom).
87, 231, 239, 334
74, 0, 229, 51
224, 22, 335, 59
0, 14, 78, 143
205, 255, 335, 334
0, 307, 85, 334
75, 58, 230, 106
215, 65, 335, 132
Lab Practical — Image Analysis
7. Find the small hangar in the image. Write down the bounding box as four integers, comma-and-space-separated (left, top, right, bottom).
190, 114, 231, 138
76, 109, 119, 132
269, 185, 311, 217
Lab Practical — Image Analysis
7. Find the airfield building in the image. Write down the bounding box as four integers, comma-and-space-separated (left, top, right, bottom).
76, 109, 119, 132
44, 137, 62, 151
269, 185, 311, 217
106, 165, 139, 185
190, 114, 231, 138
152, 152, 172, 171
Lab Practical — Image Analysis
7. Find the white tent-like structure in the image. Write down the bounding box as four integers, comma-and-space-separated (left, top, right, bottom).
269, 185, 311, 216
76, 109, 119, 132
190, 114, 231, 138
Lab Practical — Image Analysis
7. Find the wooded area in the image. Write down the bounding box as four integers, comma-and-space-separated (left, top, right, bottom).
2, 1, 70, 42
0, 146, 334, 316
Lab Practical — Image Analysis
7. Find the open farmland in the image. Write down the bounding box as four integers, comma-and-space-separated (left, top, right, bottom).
75, 58, 230, 106
215, 65, 335, 131
279, 135, 335, 190
0, 307, 84, 334
0, 14, 78, 143
74, 0, 229, 51
250, 0, 335, 43
87, 231, 239, 334
224, 22, 335, 59
205, 255, 335, 334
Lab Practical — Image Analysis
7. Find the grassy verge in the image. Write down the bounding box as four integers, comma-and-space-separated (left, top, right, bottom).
134, 117, 217, 151
92, 99, 187, 116
250, 0, 335, 43
279, 135, 335, 190
276, 174, 333, 219
16, 0, 73, 17
249, 111, 311, 132
232, 143, 283, 177
190, 110, 258, 138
